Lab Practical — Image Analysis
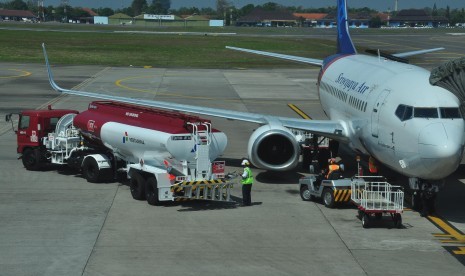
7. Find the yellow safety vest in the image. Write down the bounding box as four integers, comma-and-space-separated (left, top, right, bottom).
241, 167, 253, 185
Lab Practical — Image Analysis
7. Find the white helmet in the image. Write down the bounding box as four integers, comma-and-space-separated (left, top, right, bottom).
241, 159, 250, 166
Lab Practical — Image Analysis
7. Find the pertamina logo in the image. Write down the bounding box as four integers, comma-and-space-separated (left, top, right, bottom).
122, 132, 145, 145
87, 120, 96, 132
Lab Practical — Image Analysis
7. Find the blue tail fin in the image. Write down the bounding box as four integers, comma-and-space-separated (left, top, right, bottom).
337, 0, 356, 54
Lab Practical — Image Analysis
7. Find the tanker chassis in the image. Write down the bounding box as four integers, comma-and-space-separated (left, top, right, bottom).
6, 101, 234, 206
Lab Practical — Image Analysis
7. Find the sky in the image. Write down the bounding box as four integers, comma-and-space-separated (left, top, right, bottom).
37, 1, 465, 11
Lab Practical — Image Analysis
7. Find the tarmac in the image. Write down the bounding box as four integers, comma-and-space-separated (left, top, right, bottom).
1, 30, 465, 275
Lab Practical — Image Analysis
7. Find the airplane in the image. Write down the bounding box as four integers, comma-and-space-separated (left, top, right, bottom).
42, 0, 465, 214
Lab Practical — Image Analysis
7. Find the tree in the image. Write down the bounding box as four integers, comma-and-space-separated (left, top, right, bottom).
151, 0, 170, 13
261, 2, 281, 11
5, 0, 28, 10
369, 16, 382, 28
216, 0, 230, 19
94, 8, 115, 17
432, 3, 438, 16
238, 4, 254, 17
131, 0, 148, 16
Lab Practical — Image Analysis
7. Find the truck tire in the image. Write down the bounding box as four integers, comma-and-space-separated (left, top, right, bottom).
145, 176, 161, 206
322, 188, 335, 208
300, 185, 314, 201
130, 172, 146, 200
82, 157, 101, 183
22, 148, 41, 171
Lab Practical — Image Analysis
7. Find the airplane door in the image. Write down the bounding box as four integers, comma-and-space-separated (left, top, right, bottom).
371, 89, 390, 137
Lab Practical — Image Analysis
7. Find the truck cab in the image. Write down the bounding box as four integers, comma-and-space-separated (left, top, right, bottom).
6, 107, 79, 170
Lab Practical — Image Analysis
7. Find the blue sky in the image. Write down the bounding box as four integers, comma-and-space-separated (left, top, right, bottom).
40, 1, 464, 11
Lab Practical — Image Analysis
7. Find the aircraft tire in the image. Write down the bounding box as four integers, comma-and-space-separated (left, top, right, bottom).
411, 192, 422, 211
130, 172, 146, 200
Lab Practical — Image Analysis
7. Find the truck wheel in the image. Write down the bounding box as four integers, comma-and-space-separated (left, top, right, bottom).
145, 176, 161, 206
22, 148, 41, 171
130, 172, 146, 200
300, 185, 313, 201
82, 157, 100, 183
323, 188, 335, 208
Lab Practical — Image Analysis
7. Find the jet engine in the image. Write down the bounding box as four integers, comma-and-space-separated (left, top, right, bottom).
247, 124, 300, 171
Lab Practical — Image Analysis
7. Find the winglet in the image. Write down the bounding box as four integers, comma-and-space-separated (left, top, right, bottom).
337, 0, 356, 54
42, 43, 63, 93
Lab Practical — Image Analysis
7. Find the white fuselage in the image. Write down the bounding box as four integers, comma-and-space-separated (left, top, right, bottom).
319, 54, 465, 180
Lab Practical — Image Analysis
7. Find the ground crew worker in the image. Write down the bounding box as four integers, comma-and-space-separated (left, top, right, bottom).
241, 159, 254, 206
326, 158, 340, 179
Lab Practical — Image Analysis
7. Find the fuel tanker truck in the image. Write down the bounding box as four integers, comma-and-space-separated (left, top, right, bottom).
5, 101, 234, 206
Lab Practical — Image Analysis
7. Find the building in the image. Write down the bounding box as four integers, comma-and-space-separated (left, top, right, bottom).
0, 9, 36, 22
236, 8, 297, 27
293, 13, 327, 27
389, 9, 449, 27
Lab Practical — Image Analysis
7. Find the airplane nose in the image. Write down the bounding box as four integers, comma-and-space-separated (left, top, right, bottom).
418, 122, 465, 178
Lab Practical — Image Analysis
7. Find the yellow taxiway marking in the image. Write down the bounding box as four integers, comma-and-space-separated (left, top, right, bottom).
429, 215, 465, 244
287, 104, 312, 120
0, 69, 32, 79
453, 247, 465, 255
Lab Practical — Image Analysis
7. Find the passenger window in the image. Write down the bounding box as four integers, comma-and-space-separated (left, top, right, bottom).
19, 115, 30, 130
395, 105, 413, 121
414, 108, 438, 118
440, 108, 461, 119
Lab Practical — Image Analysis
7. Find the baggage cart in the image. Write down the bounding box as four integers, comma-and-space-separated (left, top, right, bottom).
351, 176, 404, 228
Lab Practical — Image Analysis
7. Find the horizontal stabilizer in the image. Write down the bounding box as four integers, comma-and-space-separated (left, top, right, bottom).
226, 46, 323, 66
393, 47, 445, 58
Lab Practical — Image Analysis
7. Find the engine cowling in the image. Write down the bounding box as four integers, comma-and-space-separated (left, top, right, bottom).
247, 124, 300, 171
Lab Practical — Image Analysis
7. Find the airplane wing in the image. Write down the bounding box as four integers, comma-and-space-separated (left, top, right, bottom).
393, 47, 445, 58
225, 46, 324, 66
42, 44, 347, 142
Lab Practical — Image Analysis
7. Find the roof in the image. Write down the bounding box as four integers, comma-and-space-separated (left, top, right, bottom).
81, 8, 98, 17
238, 8, 296, 22
109, 13, 131, 19
0, 9, 36, 17
183, 14, 209, 21
390, 9, 448, 22
293, 13, 327, 20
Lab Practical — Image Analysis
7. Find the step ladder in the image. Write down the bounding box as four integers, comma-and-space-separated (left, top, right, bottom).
171, 180, 234, 202
188, 122, 212, 179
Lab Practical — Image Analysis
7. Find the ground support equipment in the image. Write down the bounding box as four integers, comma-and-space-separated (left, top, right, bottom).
351, 176, 404, 228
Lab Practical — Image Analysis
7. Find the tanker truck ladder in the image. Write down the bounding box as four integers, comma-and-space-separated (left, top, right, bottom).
188, 122, 212, 179
171, 179, 234, 202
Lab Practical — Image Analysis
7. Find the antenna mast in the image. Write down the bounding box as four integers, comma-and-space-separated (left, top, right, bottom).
37, 0, 45, 21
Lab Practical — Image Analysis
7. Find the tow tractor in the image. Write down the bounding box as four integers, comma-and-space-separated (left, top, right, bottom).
299, 170, 352, 208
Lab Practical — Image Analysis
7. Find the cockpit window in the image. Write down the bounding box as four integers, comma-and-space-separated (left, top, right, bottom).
440, 108, 462, 119
395, 104, 413, 121
414, 108, 438, 118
